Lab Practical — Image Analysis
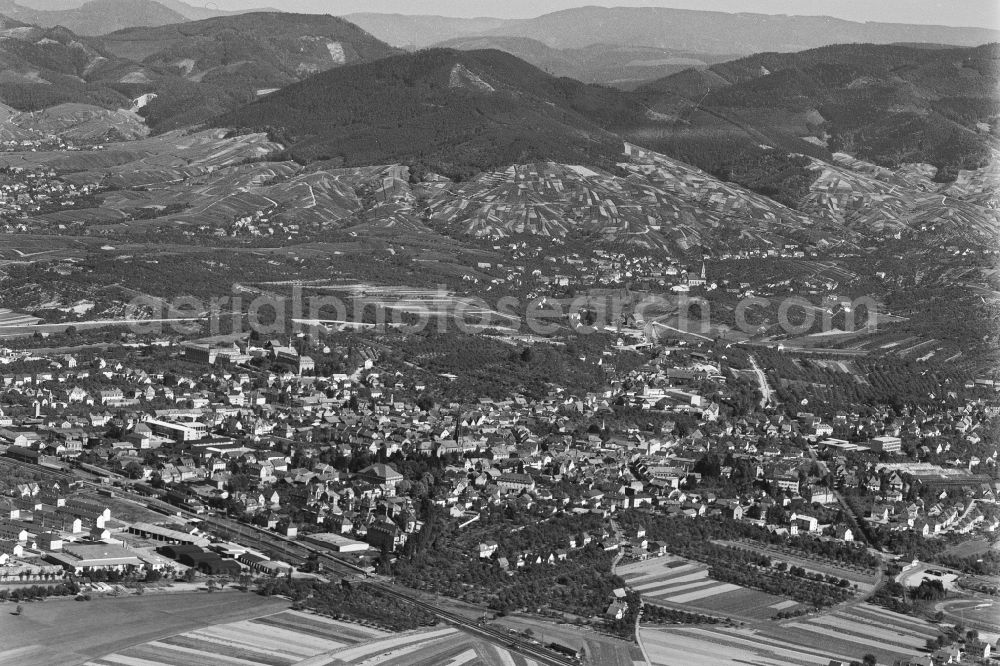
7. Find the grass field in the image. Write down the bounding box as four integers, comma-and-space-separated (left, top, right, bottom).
619, 555, 800, 620
0, 591, 287, 666
942, 538, 996, 558
87, 610, 546, 666
642, 602, 941, 666
938, 598, 1000, 633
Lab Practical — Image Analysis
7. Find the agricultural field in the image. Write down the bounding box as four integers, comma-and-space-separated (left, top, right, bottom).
0, 308, 41, 329
0, 130, 280, 182
361, 629, 549, 666
0, 130, 860, 259
0, 591, 287, 666
618, 556, 801, 620
641, 602, 942, 666
0, 233, 105, 264
290, 283, 521, 332
802, 152, 999, 246
0, 104, 149, 144
87, 610, 540, 666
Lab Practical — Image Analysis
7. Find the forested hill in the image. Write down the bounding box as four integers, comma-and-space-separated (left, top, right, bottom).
75, 12, 398, 130
0, 0, 187, 36
212, 40, 999, 205
636, 43, 1000, 181
0, 12, 399, 130
0, 20, 146, 111
212, 48, 648, 180
100, 12, 397, 65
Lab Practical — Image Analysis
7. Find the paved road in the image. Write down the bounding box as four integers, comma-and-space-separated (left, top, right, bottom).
747, 354, 774, 407
801, 446, 879, 554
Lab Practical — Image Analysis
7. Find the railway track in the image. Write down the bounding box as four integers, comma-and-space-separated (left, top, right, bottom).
2, 455, 579, 664
370, 583, 577, 666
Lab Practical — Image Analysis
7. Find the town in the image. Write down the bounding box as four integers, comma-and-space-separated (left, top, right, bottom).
0, 6, 995, 665
0, 311, 997, 665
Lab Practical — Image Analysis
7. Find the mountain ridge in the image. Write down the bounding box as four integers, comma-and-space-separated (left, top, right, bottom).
0, 12, 400, 130
101, 12, 401, 130
340, 13, 509, 50
430, 35, 734, 88
635, 42, 1000, 181
0, 0, 284, 33
346, 7, 999, 53
0, 0, 188, 35
212, 48, 645, 179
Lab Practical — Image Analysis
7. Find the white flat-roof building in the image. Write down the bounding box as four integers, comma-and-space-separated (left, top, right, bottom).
49, 543, 143, 572
126, 522, 210, 547
870, 436, 902, 453
302, 532, 370, 553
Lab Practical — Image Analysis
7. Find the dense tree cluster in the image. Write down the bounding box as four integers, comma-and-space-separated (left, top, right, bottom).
643, 603, 723, 625
216, 49, 639, 180
632, 134, 821, 209
0, 581, 80, 602
708, 561, 851, 608
618, 512, 857, 607
658, 43, 1000, 180
256, 579, 436, 631
389, 506, 623, 618
384, 331, 606, 400
751, 347, 975, 417
870, 580, 914, 615
618, 511, 877, 568
938, 549, 1000, 579
909, 578, 947, 602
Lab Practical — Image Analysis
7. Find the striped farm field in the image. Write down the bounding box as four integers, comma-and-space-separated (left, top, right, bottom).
757, 602, 942, 664
775, 603, 939, 652
619, 556, 801, 619
0, 308, 42, 328
642, 602, 942, 666
84, 610, 386, 666
86, 610, 542, 666
663, 583, 743, 604
642, 625, 855, 666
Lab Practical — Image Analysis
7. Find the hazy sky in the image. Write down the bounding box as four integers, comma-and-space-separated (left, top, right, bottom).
193, 1, 998, 28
